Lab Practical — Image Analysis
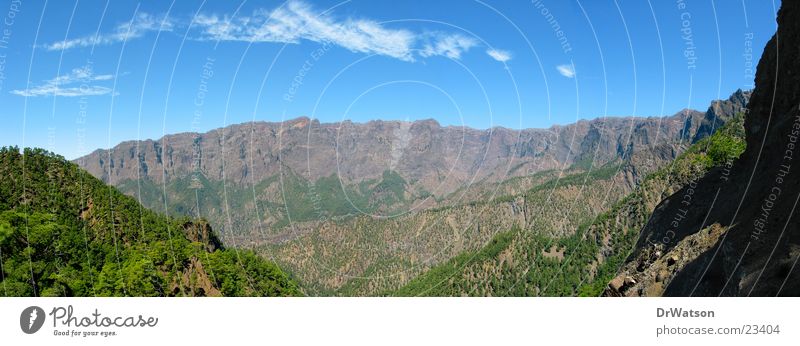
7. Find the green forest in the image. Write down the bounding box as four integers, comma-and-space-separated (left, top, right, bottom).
0, 147, 300, 296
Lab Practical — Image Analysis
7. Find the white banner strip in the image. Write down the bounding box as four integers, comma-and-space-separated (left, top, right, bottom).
1, 297, 797, 345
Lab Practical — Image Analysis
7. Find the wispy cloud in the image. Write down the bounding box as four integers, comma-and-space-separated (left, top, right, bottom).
11, 65, 115, 97
420, 34, 478, 59
194, 1, 479, 62
195, 1, 417, 61
41, 12, 174, 51
556, 64, 575, 78
486, 49, 512, 62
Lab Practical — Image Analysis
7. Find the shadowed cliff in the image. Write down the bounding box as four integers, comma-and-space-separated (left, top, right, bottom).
606, 0, 800, 297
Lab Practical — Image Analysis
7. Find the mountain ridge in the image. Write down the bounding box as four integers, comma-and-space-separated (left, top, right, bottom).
74, 105, 729, 228
78, 111, 723, 157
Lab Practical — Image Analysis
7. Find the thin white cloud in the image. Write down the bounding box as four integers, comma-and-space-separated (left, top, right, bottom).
486, 49, 512, 62
195, 1, 417, 61
420, 34, 478, 59
556, 64, 575, 78
11, 65, 114, 97
42, 12, 173, 51
195, 1, 478, 62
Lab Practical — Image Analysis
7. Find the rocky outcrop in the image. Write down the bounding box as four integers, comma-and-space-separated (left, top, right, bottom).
606, 1, 800, 297
181, 219, 223, 252
692, 89, 751, 142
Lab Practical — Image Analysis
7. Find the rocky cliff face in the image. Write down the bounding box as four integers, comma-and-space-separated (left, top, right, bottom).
78, 112, 704, 195
606, 1, 800, 297
74, 109, 724, 238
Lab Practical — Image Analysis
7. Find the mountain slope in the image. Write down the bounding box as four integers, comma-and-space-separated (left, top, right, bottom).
258, 93, 747, 296
606, 0, 800, 297
392, 114, 746, 296
0, 147, 300, 296
269, 161, 631, 295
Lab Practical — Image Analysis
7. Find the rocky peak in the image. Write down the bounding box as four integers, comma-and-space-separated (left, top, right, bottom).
692, 89, 751, 142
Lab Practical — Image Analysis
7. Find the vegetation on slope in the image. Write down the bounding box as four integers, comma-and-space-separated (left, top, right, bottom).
117, 168, 416, 236
266, 160, 629, 296
392, 114, 746, 296
0, 147, 300, 296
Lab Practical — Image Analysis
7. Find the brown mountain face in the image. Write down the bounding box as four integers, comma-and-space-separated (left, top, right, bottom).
605, 1, 800, 297
79, 113, 702, 190
75, 96, 746, 237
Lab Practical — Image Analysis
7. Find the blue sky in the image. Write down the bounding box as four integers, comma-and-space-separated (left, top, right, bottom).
0, 0, 779, 159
